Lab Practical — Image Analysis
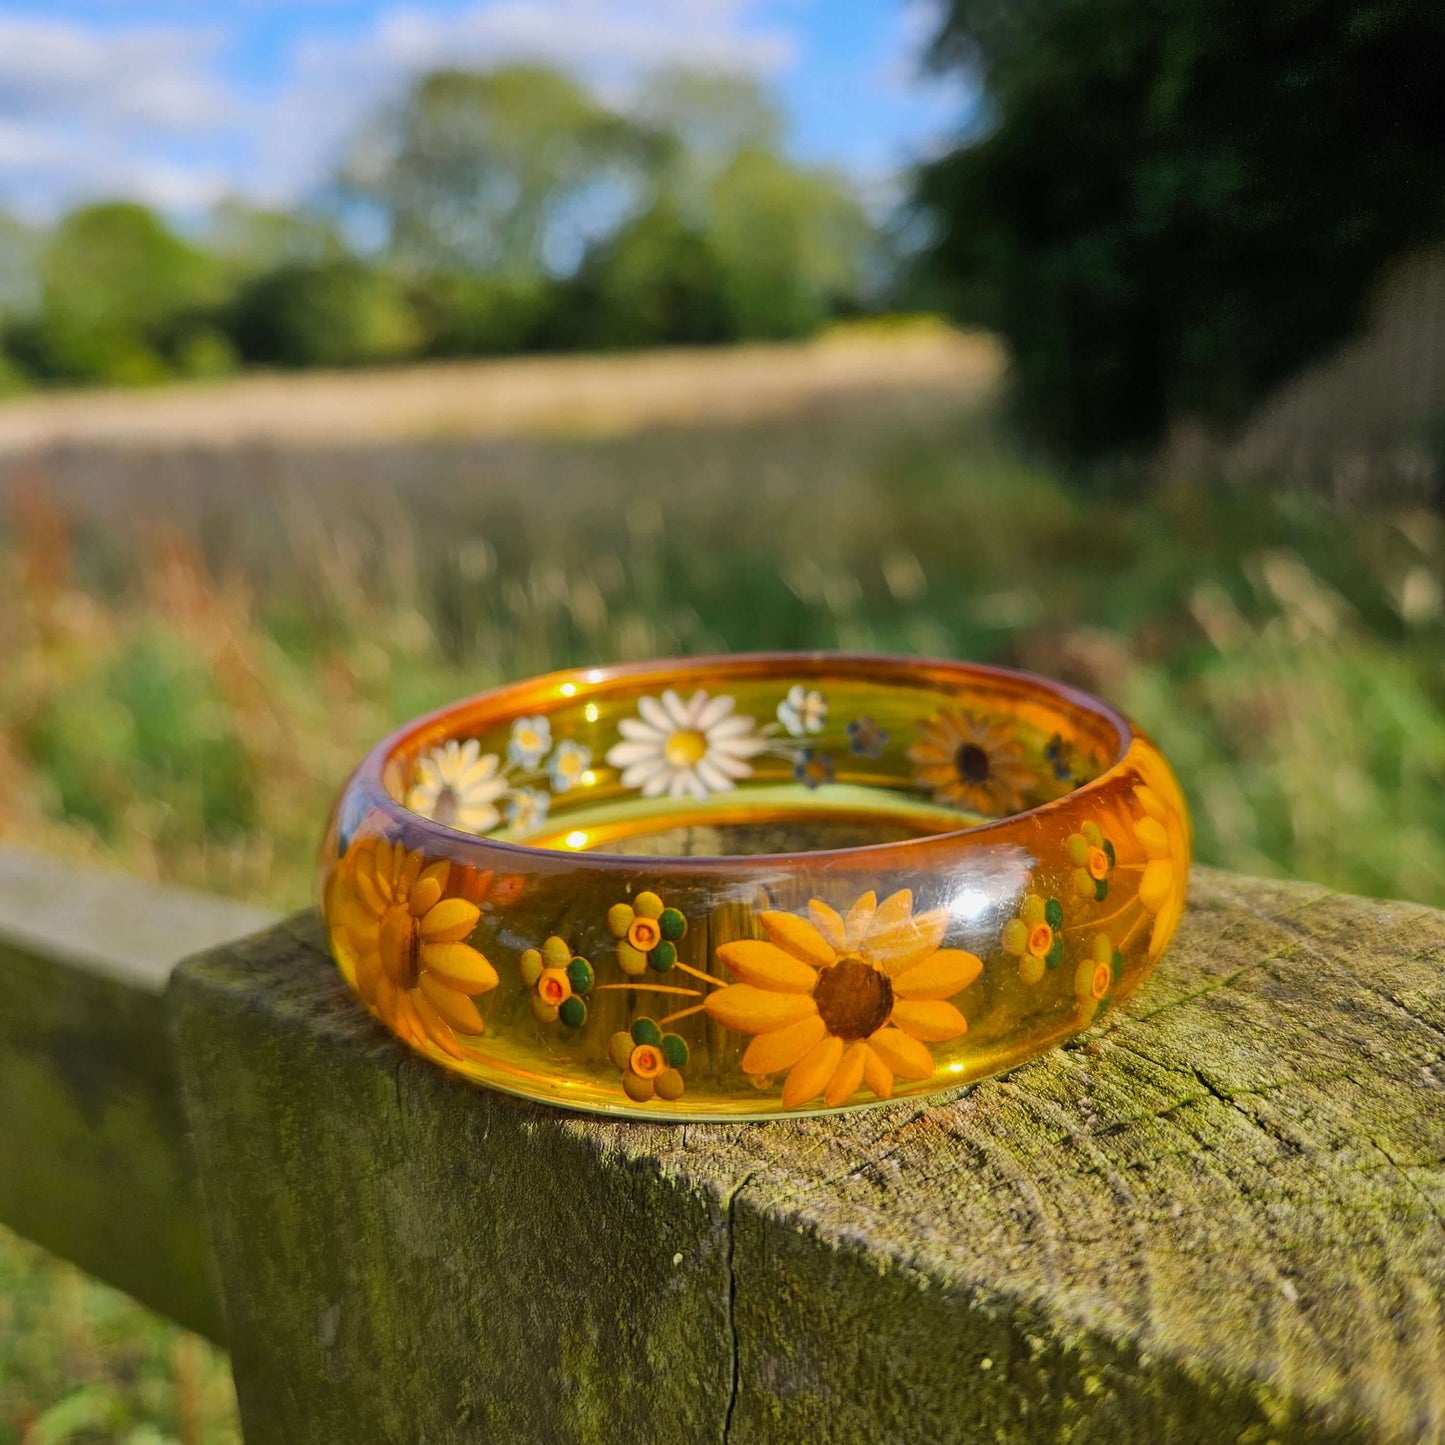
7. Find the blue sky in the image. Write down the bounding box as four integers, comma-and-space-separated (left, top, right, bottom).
0, 1, 971, 221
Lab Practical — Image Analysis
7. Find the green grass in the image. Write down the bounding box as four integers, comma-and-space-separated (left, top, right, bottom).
6, 391, 1442, 910
0, 1233, 237, 1445
2, 379, 1444, 1435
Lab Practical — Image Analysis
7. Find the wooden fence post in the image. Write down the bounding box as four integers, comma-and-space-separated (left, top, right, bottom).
168, 867, 1445, 1444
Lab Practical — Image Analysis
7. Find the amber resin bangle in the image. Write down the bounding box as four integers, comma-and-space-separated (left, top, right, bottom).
318, 653, 1190, 1119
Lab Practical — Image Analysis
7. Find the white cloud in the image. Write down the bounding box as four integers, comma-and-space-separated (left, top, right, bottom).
0, 15, 239, 217
874, 0, 974, 133
0, 17, 234, 130
0, 1, 801, 219
363, 1, 796, 77
0, 121, 74, 171
111, 161, 234, 214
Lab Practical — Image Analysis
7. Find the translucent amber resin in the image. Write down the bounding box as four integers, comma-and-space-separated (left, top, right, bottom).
318, 653, 1190, 1119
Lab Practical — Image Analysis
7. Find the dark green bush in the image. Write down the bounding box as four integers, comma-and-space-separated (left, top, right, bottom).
408, 272, 558, 356
229, 260, 422, 368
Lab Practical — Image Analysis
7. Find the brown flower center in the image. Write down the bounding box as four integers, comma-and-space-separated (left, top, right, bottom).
1027, 922, 1054, 958
378, 902, 421, 988
538, 968, 571, 1006
628, 916, 661, 952
431, 785, 460, 826
955, 742, 991, 784
813, 956, 893, 1041
630, 1044, 664, 1079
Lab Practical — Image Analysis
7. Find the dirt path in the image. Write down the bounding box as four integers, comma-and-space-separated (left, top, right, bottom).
0, 328, 1000, 455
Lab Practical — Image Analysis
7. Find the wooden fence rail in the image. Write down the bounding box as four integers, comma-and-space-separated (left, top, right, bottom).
0, 847, 273, 1342
2, 844, 1444, 1443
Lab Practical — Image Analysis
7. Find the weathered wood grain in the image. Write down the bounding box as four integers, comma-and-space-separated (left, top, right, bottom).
169, 866, 1445, 1444
0, 846, 273, 1341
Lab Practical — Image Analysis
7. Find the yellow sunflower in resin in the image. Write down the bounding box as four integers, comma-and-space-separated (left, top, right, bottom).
338, 838, 499, 1059
909, 709, 1034, 816
706, 889, 982, 1108
1133, 782, 1189, 954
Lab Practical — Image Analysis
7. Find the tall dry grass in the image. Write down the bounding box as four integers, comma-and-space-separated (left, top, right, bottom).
2, 392, 1442, 911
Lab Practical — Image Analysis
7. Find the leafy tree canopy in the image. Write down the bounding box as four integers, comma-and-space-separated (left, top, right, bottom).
41, 203, 221, 334
916, 0, 1445, 460
25, 203, 226, 384
206, 201, 349, 279
709, 148, 873, 339
341, 65, 649, 276
632, 68, 785, 209
0, 211, 39, 320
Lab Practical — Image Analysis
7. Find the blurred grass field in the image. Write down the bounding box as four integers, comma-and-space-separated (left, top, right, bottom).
2, 336, 1445, 1439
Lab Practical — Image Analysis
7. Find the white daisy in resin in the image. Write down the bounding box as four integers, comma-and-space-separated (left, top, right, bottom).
548, 739, 592, 793
506, 786, 550, 835
777, 684, 827, 736
606, 690, 767, 799
405, 739, 508, 832
508, 714, 552, 769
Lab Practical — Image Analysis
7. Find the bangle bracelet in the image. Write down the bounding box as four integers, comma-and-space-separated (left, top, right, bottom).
319, 652, 1190, 1119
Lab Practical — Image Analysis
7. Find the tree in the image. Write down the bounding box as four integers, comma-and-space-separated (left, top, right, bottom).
0, 211, 40, 393
341, 66, 647, 277
568, 198, 732, 348
24, 202, 227, 384
619, 69, 875, 343
206, 200, 348, 279
0, 210, 39, 321
631, 67, 783, 208
915, 0, 1445, 460
708, 148, 873, 340
337, 63, 877, 352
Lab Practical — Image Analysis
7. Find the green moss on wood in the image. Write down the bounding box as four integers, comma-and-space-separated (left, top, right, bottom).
0, 944, 223, 1342
169, 868, 1445, 1443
